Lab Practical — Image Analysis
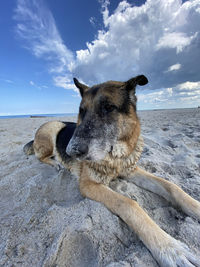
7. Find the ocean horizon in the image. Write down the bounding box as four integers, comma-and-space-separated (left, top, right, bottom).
1, 107, 199, 119
0, 113, 78, 119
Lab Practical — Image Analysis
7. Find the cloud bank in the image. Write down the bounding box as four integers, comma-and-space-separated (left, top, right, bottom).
14, 0, 200, 108
138, 80, 200, 110
73, 0, 200, 90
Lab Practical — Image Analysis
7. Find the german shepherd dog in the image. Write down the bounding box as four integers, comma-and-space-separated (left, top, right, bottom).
24, 75, 200, 266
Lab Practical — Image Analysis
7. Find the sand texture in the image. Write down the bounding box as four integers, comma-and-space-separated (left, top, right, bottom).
0, 109, 200, 266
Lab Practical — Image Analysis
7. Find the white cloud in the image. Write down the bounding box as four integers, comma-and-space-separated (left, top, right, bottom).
166, 63, 181, 72
30, 80, 35, 86
177, 81, 200, 90
174, 80, 200, 103
4, 79, 14, 84
179, 91, 200, 96
29, 80, 49, 89
89, 17, 96, 27
180, 95, 198, 102
53, 76, 78, 91
14, 0, 74, 90
138, 80, 200, 109
71, 0, 200, 91
167, 88, 173, 96
138, 90, 166, 104
99, 0, 110, 25
156, 32, 196, 53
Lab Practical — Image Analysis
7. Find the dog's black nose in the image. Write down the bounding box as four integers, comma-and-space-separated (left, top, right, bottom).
76, 143, 88, 157
66, 139, 89, 158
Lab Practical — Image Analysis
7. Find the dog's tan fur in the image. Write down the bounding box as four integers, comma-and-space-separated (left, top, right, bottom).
33, 121, 66, 168
24, 76, 200, 266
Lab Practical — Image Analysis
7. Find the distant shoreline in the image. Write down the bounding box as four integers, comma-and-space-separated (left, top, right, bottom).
0, 107, 199, 119
0, 113, 78, 119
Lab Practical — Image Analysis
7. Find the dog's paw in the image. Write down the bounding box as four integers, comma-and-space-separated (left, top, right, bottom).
154, 238, 200, 267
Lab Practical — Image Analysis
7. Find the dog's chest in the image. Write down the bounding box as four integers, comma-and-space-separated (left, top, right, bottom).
87, 136, 143, 185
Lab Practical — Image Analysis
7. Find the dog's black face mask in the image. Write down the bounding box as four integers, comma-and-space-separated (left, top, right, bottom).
66, 75, 148, 161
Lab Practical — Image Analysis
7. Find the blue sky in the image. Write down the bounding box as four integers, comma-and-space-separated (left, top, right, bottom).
0, 0, 200, 115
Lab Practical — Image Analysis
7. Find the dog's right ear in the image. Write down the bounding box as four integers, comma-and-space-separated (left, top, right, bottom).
73, 78, 89, 97
126, 75, 148, 91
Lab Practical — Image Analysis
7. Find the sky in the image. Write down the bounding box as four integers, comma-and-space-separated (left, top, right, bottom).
0, 0, 200, 115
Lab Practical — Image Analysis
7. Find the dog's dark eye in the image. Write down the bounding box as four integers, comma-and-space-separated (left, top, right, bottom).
79, 107, 87, 120
100, 103, 116, 117
104, 104, 115, 113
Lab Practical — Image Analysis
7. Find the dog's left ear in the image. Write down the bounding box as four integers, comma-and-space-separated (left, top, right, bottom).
126, 75, 148, 91
73, 78, 89, 97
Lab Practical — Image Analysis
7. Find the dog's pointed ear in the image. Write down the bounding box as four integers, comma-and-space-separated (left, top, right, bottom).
126, 75, 148, 91
73, 78, 89, 97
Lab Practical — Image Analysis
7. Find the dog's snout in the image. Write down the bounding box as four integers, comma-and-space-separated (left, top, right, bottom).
66, 140, 88, 158
76, 143, 88, 157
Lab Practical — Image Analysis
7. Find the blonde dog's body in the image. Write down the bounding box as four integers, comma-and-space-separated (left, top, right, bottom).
24, 75, 200, 266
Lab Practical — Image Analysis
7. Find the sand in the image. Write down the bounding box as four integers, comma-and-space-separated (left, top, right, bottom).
0, 109, 200, 267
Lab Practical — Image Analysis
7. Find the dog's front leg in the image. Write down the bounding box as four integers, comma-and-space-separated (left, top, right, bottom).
79, 165, 200, 267
128, 166, 200, 221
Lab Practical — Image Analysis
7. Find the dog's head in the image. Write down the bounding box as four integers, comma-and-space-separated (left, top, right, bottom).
66, 75, 148, 161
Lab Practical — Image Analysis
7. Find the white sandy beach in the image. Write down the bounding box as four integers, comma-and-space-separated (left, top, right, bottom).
0, 108, 200, 267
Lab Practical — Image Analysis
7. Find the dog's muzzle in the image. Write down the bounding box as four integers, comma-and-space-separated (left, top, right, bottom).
66, 138, 88, 158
